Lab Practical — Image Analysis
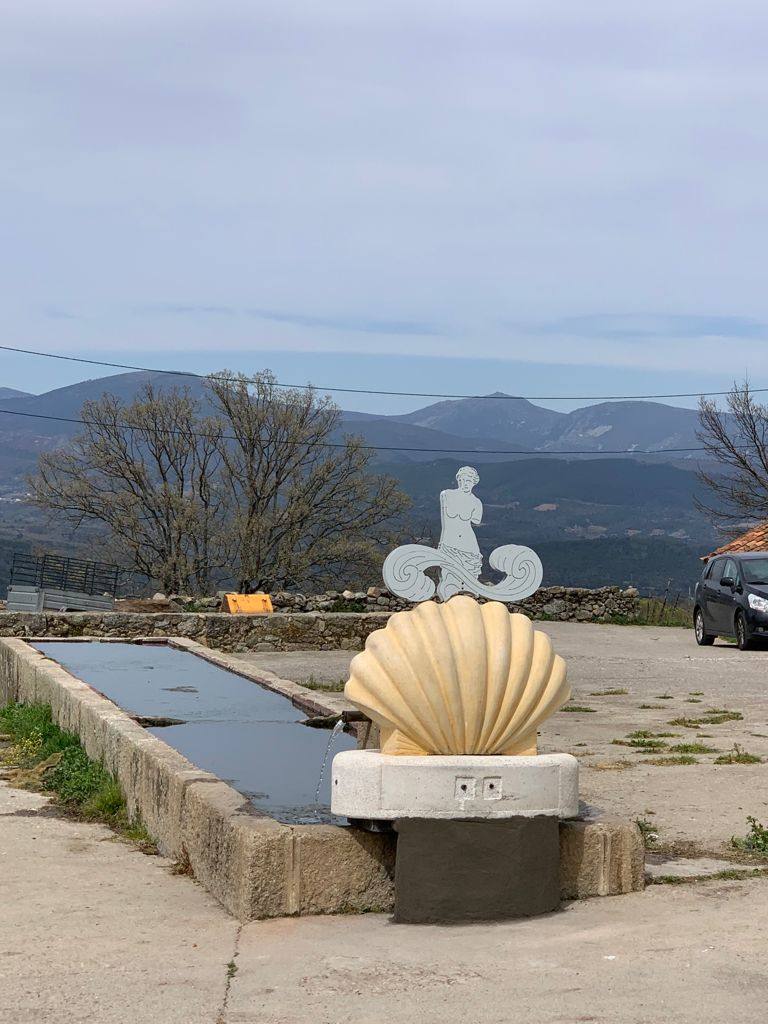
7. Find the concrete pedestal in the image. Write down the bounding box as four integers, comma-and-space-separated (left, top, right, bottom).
393, 817, 561, 923
332, 750, 579, 821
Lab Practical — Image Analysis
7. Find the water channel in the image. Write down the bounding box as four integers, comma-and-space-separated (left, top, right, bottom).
33, 641, 355, 824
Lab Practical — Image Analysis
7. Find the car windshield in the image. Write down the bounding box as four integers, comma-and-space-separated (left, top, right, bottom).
741, 558, 768, 584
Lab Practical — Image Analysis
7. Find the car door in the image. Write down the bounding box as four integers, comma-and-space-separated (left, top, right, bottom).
714, 557, 739, 633
702, 558, 725, 630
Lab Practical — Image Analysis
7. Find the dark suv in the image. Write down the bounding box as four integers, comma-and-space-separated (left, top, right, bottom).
694, 552, 768, 649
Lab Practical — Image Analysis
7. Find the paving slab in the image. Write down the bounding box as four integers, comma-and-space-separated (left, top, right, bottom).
0, 780, 238, 1024
228, 880, 768, 1024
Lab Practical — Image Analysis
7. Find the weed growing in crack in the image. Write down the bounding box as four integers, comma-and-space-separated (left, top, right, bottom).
731, 816, 768, 854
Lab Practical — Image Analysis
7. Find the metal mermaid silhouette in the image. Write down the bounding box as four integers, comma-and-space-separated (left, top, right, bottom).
382, 466, 543, 603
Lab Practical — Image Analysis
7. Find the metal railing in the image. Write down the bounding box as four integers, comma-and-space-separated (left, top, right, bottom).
9, 552, 121, 597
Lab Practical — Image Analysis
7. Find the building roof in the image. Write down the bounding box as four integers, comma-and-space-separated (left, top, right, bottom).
704, 522, 768, 560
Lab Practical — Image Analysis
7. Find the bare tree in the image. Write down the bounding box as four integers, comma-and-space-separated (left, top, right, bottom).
30, 382, 227, 594
31, 371, 410, 595
206, 371, 409, 592
697, 382, 768, 530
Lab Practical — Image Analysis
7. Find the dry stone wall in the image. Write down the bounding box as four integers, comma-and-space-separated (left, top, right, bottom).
0, 586, 639, 652
271, 584, 640, 623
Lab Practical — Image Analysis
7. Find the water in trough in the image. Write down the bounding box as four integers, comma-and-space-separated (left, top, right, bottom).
32, 641, 355, 824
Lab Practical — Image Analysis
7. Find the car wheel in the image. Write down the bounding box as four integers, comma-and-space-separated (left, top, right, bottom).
735, 611, 752, 651
694, 607, 715, 646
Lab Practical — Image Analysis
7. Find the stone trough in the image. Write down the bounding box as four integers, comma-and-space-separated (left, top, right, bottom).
0, 634, 644, 921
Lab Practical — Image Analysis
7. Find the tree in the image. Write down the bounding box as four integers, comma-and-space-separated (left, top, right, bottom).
206, 371, 409, 592
31, 382, 228, 595
697, 382, 768, 530
31, 371, 410, 594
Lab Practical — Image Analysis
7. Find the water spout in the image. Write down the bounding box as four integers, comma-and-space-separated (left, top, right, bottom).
315, 719, 345, 806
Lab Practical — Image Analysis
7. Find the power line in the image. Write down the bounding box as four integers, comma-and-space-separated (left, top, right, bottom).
0, 405, 725, 457
0, 344, 759, 403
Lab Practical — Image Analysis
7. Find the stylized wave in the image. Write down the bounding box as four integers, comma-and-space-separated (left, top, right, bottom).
382, 543, 542, 604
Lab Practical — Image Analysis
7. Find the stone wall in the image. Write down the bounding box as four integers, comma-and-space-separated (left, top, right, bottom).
0, 609, 391, 652
273, 584, 640, 623
0, 586, 639, 652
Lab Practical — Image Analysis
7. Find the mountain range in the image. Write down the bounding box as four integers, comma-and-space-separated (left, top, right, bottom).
342, 393, 705, 462
0, 373, 709, 478
0, 372, 723, 592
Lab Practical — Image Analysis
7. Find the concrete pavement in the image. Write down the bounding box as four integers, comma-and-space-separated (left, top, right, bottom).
3, 776, 768, 1024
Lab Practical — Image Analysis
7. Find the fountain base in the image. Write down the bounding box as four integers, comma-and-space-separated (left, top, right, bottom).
393, 816, 560, 923
331, 749, 578, 821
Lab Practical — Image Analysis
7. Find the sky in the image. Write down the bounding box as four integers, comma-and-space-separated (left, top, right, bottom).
3, 1, 768, 414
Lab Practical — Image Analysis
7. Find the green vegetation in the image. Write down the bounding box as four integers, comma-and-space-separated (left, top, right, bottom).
714, 746, 762, 765
638, 703, 665, 709
650, 868, 768, 885
645, 754, 698, 766
689, 691, 704, 696
731, 816, 768, 854
589, 688, 628, 696
612, 730, 683, 754
669, 742, 718, 754
300, 675, 347, 693
328, 598, 367, 613
635, 818, 659, 846
559, 705, 596, 713
655, 693, 675, 700
612, 738, 668, 751
0, 702, 155, 850
627, 730, 677, 739
669, 709, 743, 728
701, 709, 744, 725
632, 597, 693, 628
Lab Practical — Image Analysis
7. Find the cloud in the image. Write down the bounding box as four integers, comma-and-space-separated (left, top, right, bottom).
245, 309, 444, 336
4, 0, 768, 384
134, 303, 443, 335
511, 314, 768, 341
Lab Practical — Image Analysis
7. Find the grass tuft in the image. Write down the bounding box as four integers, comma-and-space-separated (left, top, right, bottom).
560, 705, 596, 713
732, 816, 768, 854
589, 688, 628, 696
301, 675, 347, 693
645, 754, 698, 766
714, 745, 762, 765
669, 742, 719, 755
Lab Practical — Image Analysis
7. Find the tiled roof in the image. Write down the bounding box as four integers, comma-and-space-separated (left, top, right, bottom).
704, 522, 768, 560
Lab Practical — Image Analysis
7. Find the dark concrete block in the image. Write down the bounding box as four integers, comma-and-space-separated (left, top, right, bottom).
393, 816, 560, 923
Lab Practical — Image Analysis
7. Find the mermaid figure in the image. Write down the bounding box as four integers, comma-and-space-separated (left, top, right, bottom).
437, 466, 483, 599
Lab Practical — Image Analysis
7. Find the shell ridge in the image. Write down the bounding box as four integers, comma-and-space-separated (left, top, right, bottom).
365, 625, 444, 752
385, 613, 455, 752
420, 601, 465, 751
444, 596, 487, 752
485, 614, 535, 750
490, 632, 555, 753
478, 602, 512, 751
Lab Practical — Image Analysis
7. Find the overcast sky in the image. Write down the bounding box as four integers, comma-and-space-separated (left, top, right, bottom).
3, 1, 768, 412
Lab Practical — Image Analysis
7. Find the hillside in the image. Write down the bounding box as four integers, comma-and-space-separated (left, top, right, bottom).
0, 372, 724, 593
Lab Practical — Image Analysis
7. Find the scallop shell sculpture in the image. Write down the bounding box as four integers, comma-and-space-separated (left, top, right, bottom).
345, 596, 570, 756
